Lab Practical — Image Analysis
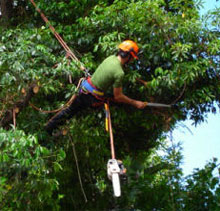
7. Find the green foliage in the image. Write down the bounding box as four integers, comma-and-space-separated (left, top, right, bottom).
71, 0, 219, 124
0, 0, 219, 210
0, 128, 66, 210
0, 26, 82, 129
184, 158, 220, 210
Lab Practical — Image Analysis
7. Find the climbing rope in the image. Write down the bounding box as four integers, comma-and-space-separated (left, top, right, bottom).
104, 102, 115, 159
69, 134, 88, 203
29, 0, 85, 71
28, 0, 91, 114
13, 108, 16, 128
29, 78, 84, 114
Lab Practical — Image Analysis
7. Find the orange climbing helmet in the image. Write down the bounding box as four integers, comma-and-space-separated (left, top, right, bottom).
118, 40, 139, 59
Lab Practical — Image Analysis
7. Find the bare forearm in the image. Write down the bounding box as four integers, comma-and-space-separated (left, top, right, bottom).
136, 78, 148, 87
113, 87, 146, 109
114, 93, 137, 107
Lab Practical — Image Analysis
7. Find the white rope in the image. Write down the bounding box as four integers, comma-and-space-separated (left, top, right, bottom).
69, 134, 88, 203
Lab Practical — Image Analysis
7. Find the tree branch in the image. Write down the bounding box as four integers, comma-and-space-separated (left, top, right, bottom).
0, 83, 37, 128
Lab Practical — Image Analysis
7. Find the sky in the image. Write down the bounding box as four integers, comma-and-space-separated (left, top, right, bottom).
173, 0, 220, 176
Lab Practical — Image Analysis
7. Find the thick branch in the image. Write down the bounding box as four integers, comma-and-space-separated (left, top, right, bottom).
0, 83, 37, 128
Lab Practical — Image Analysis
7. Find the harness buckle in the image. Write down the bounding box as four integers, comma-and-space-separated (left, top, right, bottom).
84, 68, 91, 78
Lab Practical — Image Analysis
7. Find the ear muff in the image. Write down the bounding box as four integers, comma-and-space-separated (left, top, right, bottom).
129, 48, 138, 59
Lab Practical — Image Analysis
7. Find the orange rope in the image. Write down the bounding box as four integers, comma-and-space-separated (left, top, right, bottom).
29, 78, 84, 113
29, 0, 85, 70
105, 102, 116, 159
29, 94, 76, 114
29, 0, 88, 113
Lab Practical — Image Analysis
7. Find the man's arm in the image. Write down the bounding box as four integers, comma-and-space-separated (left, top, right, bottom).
113, 87, 146, 109
136, 78, 149, 87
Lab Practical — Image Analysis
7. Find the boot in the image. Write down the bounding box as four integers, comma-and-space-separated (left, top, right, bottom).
45, 110, 67, 135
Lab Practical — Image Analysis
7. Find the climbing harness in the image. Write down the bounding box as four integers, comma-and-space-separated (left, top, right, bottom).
81, 78, 104, 97
105, 102, 126, 197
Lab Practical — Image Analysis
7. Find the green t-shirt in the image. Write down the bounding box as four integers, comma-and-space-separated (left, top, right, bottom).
91, 55, 124, 92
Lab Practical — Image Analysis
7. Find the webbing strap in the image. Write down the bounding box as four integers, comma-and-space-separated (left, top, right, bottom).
81, 79, 104, 97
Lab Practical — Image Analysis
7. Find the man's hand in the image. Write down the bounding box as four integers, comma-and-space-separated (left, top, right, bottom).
113, 87, 147, 109
133, 101, 147, 109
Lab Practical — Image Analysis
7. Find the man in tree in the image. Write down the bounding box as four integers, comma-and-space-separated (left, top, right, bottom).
45, 40, 147, 135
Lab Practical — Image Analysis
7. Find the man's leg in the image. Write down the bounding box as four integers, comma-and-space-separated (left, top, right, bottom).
45, 93, 101, 135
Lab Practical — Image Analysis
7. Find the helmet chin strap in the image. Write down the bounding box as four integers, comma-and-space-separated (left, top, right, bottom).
118, 50, 133, 65
124, 54, 133, 65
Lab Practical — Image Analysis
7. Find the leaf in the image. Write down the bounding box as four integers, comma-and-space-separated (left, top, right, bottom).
54, 162, 63, 172
58, 149, 66, 160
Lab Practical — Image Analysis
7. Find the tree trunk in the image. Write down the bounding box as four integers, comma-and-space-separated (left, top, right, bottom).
0, 0, 13, 25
